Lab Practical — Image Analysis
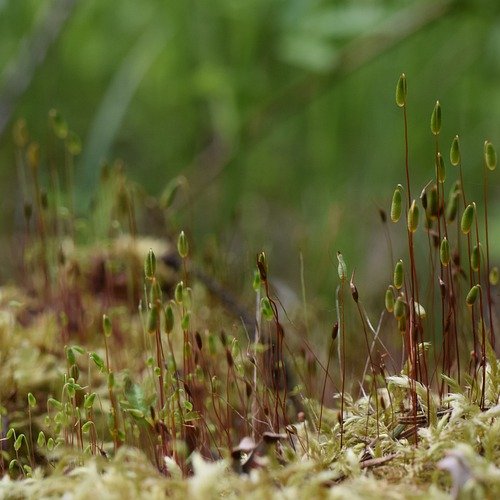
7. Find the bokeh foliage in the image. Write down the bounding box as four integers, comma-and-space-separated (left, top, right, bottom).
1, 0, 499, 299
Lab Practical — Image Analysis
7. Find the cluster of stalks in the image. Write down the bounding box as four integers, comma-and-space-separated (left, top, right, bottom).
385, 74, 498, 419
2, 77, 499, 478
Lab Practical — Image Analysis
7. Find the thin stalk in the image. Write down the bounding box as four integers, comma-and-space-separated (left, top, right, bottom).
482, 167, 495, 348
317, 323, 337, 440
337, 282, 346, 448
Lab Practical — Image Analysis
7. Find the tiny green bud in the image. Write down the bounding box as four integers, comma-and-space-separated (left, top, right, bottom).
450, 135, 460, 166
102, 314, 112, 338
177, 230, 189, 258
66, 346, 76, 365
461, 204, 475, 234
440, 237, 450, 266
48, 397, 63, 410
390, 187, 402, 222
14, 434, 24, 452
174, 281, 184, 304
394, 260, 404, 289
407, 200, 419, 232
430, 100, 441, 135
395, 73, 407, 108
471, 243, 481, 272
466, 285, 480, 306
436, 152, 446, 183
89, 352, 105, 372
84, 393, 96, 409
164, 304, 174, 334
337, 251, 347, 281
385, 287, 395, 313
37, 431, 46, 447
394, 297, 405, 320
484, 141, 497, 171
144, 249, 156, 279
182, 287, 192, 309
28, 393, 36, 408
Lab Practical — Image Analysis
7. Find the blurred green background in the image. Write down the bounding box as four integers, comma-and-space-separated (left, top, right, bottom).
1, 0, 499, 309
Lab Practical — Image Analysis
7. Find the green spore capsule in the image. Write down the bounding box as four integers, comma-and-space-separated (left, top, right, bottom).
431, 100, 441, 135
450, 135, 460, 166
385, 287, 395, 313
484, 141, 497, 171
440, 237, 450, 267
395, 74, 407, 107
144, 249, 156, 279
177, 230, 189, 258
103, 314, 112, 338
436, 152, 446, 183
461, 204, 475, 234
394, 297, 405, 320
394, 260, 404, 290
391, 187, 402, 222
466, 285, 480, 306
407, 200, 419, 233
